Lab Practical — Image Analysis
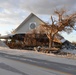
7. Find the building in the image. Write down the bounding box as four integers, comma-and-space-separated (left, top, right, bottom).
0, 13, 66, 49
13, 13, 46, 34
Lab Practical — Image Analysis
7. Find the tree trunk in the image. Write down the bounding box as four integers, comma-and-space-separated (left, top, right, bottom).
49, 38, 54, 49
51, 31, 58, 48
49, 39, 51, 48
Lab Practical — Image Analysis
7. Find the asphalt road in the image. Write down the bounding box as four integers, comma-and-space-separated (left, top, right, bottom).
0, 52, 76, 75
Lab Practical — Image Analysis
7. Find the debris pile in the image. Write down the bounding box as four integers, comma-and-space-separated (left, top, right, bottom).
62, 40, 76, 50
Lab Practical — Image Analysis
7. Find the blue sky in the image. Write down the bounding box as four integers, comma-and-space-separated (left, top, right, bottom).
0, 0, 76, 42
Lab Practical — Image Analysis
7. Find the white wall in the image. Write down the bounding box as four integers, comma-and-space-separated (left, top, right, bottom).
15, 15, 45, 34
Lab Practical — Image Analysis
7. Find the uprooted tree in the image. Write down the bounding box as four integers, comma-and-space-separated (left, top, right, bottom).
40, 9, 76, 49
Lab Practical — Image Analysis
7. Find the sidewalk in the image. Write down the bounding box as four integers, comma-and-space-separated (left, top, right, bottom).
0, 47, 76, 66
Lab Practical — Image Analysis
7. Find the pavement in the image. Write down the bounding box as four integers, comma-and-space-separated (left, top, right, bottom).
0, 56, 69, 75
0, 47, 76, 66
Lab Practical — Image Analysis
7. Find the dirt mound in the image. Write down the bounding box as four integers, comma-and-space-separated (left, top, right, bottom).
0, 40, 9, 48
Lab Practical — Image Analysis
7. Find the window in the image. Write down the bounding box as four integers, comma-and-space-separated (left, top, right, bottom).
29, 22, 36, 29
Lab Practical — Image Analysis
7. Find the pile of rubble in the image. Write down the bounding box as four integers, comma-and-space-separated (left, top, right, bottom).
62, 40, 76, 49
55, 41, 76, 57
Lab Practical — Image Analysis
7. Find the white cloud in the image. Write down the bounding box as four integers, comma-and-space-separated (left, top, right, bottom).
19, 0, 76, 14
0, 8, 30, 26
0, 0, 76, 15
